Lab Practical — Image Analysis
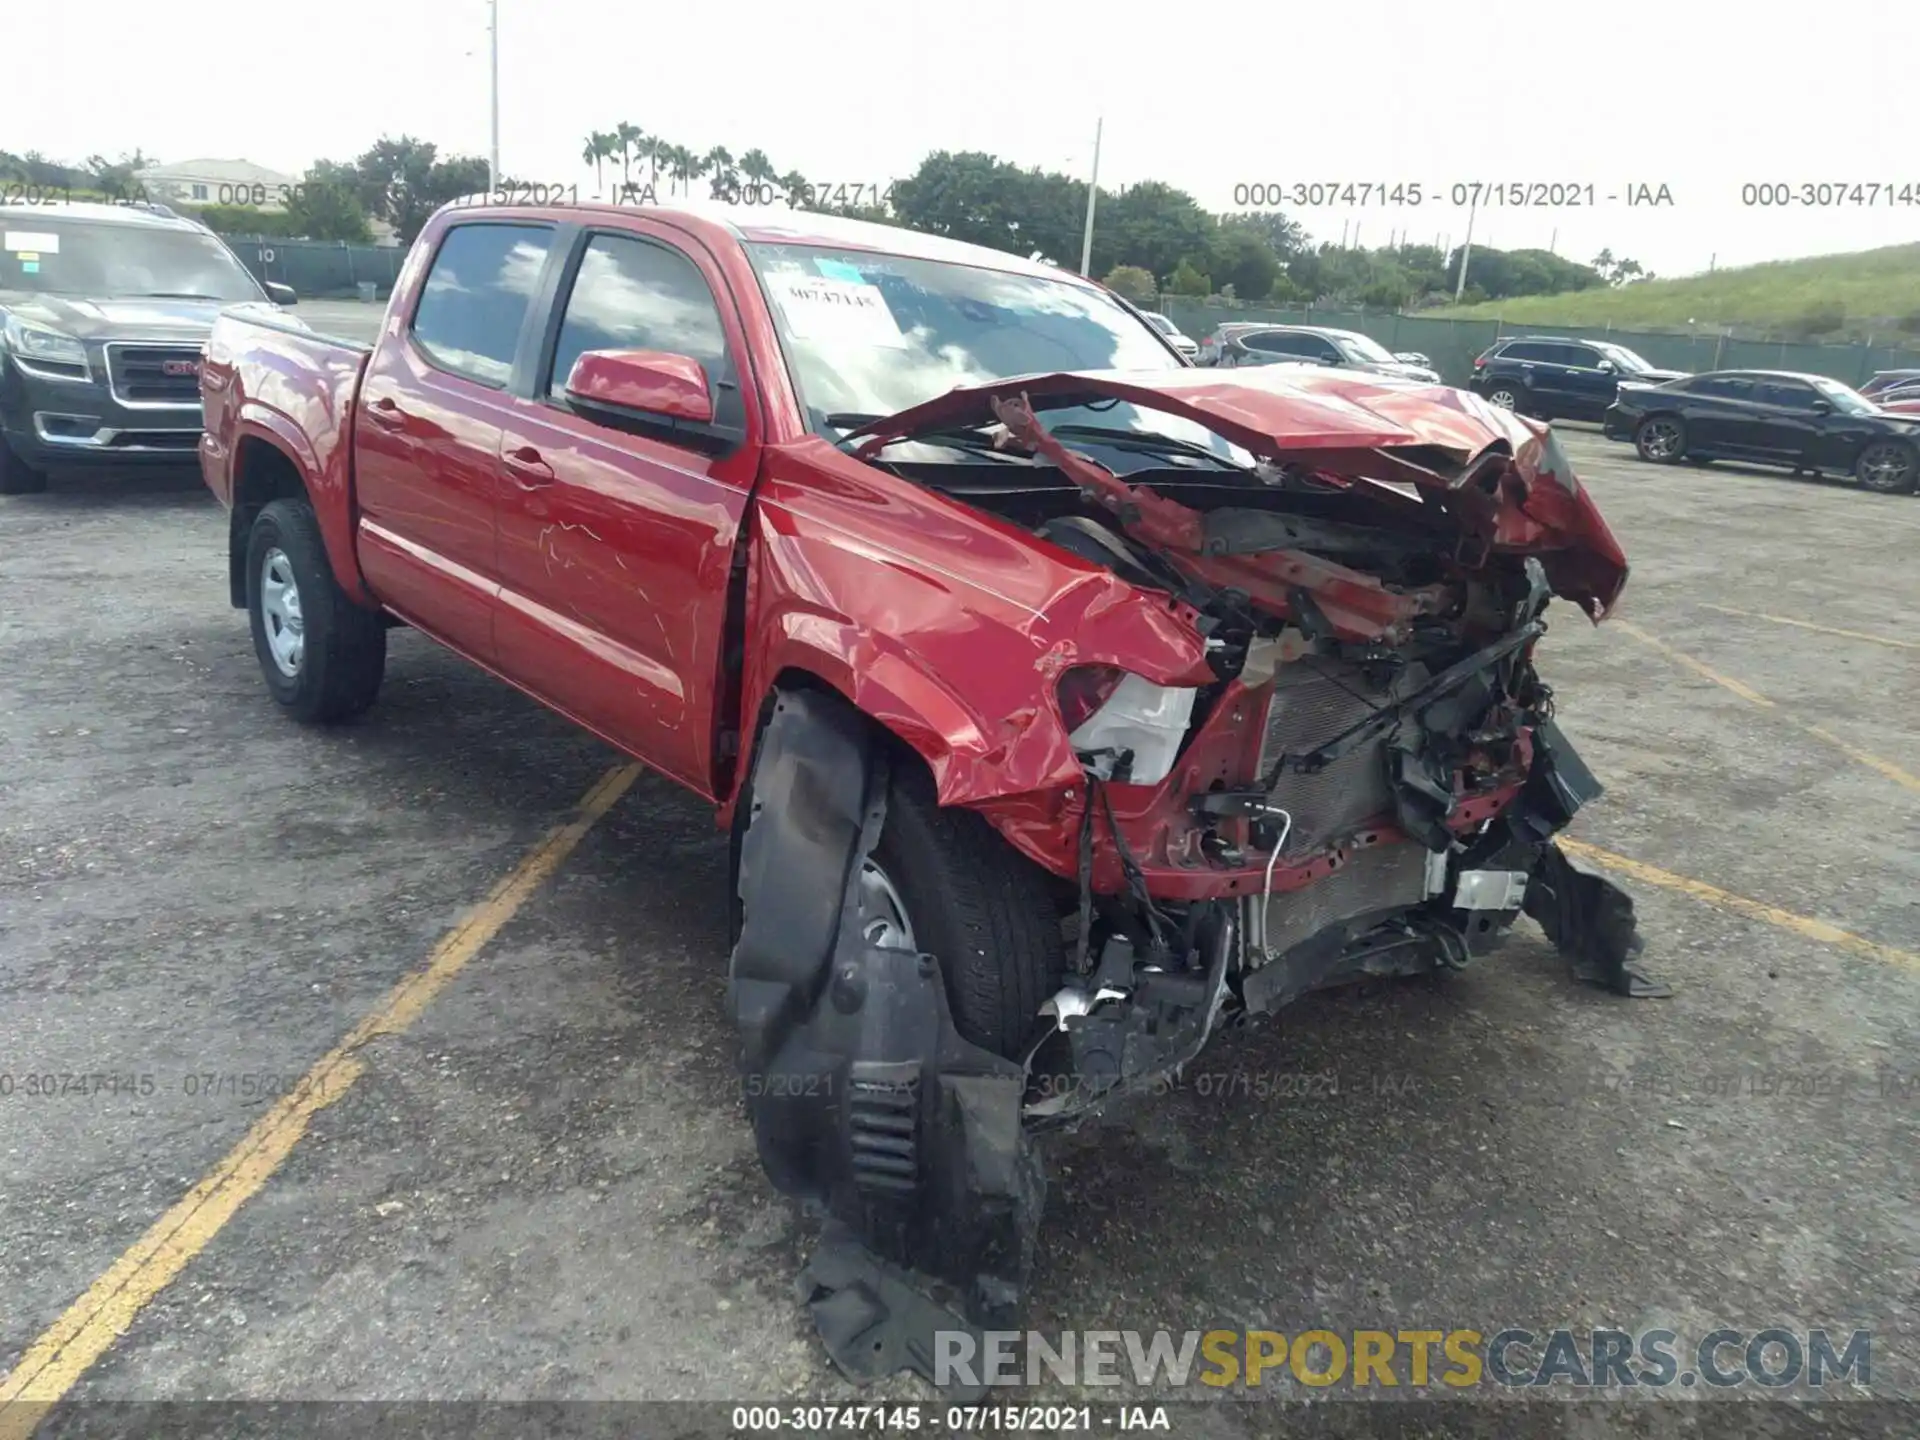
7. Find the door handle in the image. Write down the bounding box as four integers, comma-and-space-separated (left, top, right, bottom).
363, 397, 405, 428
503, 444, 555, 487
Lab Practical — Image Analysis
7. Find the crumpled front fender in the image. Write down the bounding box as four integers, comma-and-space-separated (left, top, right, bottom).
727, 442, 1212, 818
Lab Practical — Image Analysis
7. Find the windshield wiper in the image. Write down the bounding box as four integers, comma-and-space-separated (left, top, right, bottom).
1046, 422, 1252, 472
120, 292, 227, 301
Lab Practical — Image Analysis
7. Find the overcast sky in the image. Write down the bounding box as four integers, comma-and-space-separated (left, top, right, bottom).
18, 0, 1918, 277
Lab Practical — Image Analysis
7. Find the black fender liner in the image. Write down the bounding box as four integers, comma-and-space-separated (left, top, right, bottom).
728, 687, 1042, 1385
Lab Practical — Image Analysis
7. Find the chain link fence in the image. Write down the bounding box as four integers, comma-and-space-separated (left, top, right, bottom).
221, 235, 407, 301
1162, 301, 1920, 390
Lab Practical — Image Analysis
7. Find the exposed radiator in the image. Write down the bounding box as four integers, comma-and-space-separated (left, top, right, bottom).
1251, 839, 1432, 962
1255, 658, 1408, 856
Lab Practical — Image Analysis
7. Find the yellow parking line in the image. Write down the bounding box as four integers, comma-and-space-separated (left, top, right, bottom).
1698, 603, 1919, 652
0, 763, 642, 1439
1612, 620, 1773, 708
1560, 839, 1919, 973
1613, 620, 1919, 795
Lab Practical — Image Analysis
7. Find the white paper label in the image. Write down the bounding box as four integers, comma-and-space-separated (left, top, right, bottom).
4, 231, 60, 254
767, 273, 906, 349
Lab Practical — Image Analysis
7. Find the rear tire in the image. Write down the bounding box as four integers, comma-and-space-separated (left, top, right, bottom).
0, 436, 48, 495
1484, 382, 1528, 413
1634, 414, 1686, 463
864, 760, 1066, 1060
1854, 439, 1919, 494
245, 498, 387, 723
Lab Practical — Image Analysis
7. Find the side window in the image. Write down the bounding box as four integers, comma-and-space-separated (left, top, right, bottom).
1755, 380, 1816, 409
549, 233, 731, 403
1313, 338, 1345, 362
1691, 376, 1755, 400
1503, 341, 1551, 362
1564, 345, 1603, 369
411, 224, 554, 387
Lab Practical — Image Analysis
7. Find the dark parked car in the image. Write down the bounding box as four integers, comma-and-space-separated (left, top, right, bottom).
1202, 323, 1441, 382
1470, 335, 1688, 422
1604, 369, 1920, 493
0, 200, 298, 493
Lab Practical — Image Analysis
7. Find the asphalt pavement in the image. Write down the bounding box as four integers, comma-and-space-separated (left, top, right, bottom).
1, 422, 1915, 1438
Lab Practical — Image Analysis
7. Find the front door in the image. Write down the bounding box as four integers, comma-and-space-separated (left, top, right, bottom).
491, 222, 761, 797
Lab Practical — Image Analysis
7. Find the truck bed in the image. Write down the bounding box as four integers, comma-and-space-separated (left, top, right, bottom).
200, 311, 372, 512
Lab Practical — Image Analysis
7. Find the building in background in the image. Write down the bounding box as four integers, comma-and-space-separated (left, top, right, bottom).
136, 158, 298, 211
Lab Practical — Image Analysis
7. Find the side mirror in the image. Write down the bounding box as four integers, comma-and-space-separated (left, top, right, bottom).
263, 281, 297, 307
565, 349, 713, 425
1596, 359, 1615, 373
1810, 399, 1833, 414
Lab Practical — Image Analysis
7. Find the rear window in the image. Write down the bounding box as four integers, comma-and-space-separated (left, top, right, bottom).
410, 223, 554, 387
1500, 340, 1560, 363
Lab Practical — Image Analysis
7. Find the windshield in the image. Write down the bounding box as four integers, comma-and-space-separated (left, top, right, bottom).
1811, 376, 1878, 416
1335, 332, 1397, 364
746, 243, 1218, 453
1143, 312, 1177, 335
0, 217, 262, 301
1595, 342, 1657, 373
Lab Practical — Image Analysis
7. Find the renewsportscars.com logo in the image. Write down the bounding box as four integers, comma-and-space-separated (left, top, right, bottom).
935, 1328, 1873, 1392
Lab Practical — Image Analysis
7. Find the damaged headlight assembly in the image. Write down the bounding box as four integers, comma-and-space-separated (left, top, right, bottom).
1058, 665, 1197, 784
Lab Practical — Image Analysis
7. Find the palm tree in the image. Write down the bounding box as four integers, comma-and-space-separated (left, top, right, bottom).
614, 123, 644, 186
739, 149, 776, 191
704, 145, 736, 201
581, 131, 615, 194
661, 145, 693, 195
636, 136, 664, 192
780, 169, 812, 208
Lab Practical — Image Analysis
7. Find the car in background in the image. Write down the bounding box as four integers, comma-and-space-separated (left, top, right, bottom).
1859, 368, 1920, 400
1603, 369, 1919, 493
1205, 324, 1442, 382
1470, 335, 1688, 423
1394, 350, 1433, 369
1875, 383, 1920, 414
1140, 310, 1198, 359
0, 200, 298, 494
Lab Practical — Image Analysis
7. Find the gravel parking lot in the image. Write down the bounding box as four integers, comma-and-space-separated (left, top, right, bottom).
2, 420, 1916, 1436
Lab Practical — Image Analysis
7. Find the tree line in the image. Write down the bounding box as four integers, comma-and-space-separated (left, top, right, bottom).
5, 140, 1651, 310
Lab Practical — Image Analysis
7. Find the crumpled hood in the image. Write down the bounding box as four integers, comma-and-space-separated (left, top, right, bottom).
849, 365, 1631, 617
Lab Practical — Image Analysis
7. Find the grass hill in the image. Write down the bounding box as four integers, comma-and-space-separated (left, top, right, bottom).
1428, 243, 1920, 342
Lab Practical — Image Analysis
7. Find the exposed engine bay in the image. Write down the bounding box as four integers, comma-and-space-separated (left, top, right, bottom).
729, 376, 1667, 1393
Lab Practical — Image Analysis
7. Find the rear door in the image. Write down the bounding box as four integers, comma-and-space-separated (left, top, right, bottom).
353, 219, 559, 661
491, 220, 762, 797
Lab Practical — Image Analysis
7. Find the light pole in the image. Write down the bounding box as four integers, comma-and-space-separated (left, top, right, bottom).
488, 0, 500, 192
1453, 191, 1478, 302
1078, 117, 1103, 277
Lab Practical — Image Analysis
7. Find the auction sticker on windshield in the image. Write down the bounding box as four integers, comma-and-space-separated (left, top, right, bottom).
766, 272, 908, 349
4, 231, 60, 253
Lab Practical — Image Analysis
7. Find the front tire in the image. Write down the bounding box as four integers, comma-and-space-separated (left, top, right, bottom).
861, 761, 1066, 1060
245, 498, 387, 723
0, 435, 48, 495
1855, 439, 1919, 494
1635, 414, 1686, 463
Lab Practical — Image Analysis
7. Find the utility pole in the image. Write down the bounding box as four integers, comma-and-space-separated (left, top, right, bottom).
1078, 117, 1103, 277
1452, 192, 1477, 302
488, 0, 501, 193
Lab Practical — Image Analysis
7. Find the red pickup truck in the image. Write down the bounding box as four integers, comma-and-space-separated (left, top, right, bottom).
200, 198, 1657, 1380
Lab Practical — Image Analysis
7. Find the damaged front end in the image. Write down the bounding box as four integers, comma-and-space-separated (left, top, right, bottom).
729, 368, 1665, 1389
